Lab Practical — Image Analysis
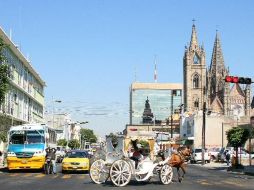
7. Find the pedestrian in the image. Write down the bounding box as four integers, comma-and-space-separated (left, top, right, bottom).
45, 147, 57, 174
0, 151, 2, 167
225, 150, 231, 166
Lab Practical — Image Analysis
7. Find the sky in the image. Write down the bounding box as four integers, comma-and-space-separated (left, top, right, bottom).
0, 0, 254, 137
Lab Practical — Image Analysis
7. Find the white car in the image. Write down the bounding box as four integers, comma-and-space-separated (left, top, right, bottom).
208, 147, 221, 161
234, 149, 254, 160
216, 147, 234, 162
190, 148, 211, 163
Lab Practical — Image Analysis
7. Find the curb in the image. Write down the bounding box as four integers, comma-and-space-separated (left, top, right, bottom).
244, 171, 254, 176
227, 167, 254, 176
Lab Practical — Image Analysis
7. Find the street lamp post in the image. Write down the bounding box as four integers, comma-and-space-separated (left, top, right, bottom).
171, 90, 177, 139
77, 121, 89, 149
51, 97, 62, 129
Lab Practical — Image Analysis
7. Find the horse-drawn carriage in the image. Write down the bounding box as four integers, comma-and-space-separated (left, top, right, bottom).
89, 133, 174, 187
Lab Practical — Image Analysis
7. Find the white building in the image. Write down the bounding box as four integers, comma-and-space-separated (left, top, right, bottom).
180, 112, 241, 148
44, 113, 81, 142
0, 27, 46, 153
0, 27, 45, 126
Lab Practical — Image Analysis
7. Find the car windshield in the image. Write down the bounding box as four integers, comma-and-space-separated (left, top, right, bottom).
65, 151, 88, 158
195, 149, 202, 153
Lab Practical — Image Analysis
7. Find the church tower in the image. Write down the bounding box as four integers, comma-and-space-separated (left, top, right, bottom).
183, 24, 206, 112
207, 32, 230, 114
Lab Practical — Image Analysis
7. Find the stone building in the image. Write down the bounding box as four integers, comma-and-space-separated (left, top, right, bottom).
183, 24, 251, 117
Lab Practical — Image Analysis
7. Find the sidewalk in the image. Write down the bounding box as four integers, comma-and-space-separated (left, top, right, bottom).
196, 162, 254, 176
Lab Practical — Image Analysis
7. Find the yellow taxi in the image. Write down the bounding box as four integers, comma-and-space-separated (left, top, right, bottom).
62, 150, 90, 172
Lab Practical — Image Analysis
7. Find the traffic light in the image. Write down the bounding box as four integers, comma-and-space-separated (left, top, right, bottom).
225, 76, 252, 84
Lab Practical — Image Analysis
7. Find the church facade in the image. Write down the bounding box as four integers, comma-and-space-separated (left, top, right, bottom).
183, 24, 251, 118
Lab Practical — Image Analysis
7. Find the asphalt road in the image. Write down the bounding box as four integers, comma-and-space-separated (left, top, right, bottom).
0, 164, 254, 190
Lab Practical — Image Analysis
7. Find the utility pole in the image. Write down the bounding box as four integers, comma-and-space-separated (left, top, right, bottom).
222, 122, 224, 148
202, 102, 206, 165
250, 116, 254, 166
171, 90, 176, 139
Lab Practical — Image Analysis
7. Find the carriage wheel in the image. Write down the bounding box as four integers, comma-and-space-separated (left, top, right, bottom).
159, 164, 173, 185
110, 160, 132, 187
90, 159, 109, 184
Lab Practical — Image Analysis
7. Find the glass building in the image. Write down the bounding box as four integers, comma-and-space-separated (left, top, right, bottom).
130, 83, 183, 125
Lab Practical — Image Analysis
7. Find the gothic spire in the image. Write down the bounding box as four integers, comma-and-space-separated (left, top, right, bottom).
190, 23, 199, 49
209, 31, 226, 74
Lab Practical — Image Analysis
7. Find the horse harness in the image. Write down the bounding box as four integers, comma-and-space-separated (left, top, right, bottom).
176, 150, 186, 162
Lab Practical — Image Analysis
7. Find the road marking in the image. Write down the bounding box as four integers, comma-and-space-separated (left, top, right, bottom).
62, 174, 71, 179
200, 181, 212, 185
9, 173, 19, 177
196, 179, 212, 186
34, 174, 46, 178
78, 175, 87, 179
23, 173, 33, 177
224, 180, 244, 187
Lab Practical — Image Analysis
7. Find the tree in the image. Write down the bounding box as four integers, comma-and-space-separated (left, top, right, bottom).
0, 38, 9, 107
68, 139, 80, 150
227, 127, 249, 167
139, 140, 149, 149
80, 128, 97, 143
57, 139, 67, 147
0, 131, 7, 142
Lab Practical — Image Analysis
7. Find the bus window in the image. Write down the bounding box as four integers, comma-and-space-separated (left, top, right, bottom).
10, 134, 25, 144
26, 130, 45, 144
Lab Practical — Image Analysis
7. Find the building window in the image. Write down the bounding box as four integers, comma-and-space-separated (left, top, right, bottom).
193, 53, 199, 64
193, 74, 199, 88
194, 99, 199, 108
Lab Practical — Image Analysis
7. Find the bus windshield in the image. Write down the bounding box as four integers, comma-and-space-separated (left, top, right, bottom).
9, 130, 45, 144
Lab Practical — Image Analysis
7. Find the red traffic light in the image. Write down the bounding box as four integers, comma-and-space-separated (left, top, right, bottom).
225, 76, 252, 84
225, 76, 239, 83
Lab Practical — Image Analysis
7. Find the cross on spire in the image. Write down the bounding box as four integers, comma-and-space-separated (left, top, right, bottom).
192, 18, 196, 26
216, 25, 220, 33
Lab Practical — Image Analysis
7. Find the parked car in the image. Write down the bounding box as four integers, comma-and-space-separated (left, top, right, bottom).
233, 149, 254, 160
190, 148, 210, 163
208, 147, 221, 161
217, 147, 234, 162
62, 150, 90, 173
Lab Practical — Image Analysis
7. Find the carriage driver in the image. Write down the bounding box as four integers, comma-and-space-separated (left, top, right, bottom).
130, 142, 144, 169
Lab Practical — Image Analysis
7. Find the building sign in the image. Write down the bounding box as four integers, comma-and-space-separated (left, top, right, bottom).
152, 127, 171, 132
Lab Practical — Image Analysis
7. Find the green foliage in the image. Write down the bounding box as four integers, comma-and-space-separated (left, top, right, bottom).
57, 139, 67, 147
0, 38, 6, 62
227, 127, 249, 148
80, 128, 97, 143
0, 38, 9, 105
139, 140, 149, 149
0, 131, 7, 142
227, 127, 249, 166
68, 139, 80, 150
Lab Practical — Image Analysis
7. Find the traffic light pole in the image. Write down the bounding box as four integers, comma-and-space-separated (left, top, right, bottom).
202, 102, 206, 165
171, 92, 173, 139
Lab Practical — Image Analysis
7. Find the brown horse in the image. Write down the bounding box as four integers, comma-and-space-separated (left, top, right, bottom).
168, 146, 192, 182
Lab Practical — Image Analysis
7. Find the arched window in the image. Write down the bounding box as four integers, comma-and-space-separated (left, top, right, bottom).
193, 54, 199, 64
193, 74, 199, 88
194, 99, 199, 108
